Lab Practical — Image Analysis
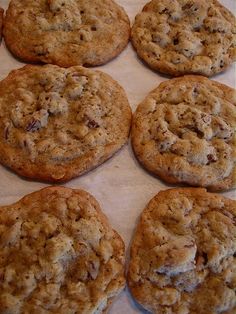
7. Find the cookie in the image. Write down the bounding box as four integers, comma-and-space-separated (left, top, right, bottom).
3, 0, 130, 67
131, 0, 236, 77
131, 75, 236, 191
128, 188, 236, 314
0, 8, 3, 44
0, 186, 125, 314
0, 64, 131, 182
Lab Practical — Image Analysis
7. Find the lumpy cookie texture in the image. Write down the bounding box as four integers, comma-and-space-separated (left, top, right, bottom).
128, 188, 236, 314
132, 75, 236, 191
0, 64, 131, 182
0, 7, 3, 43
0, 186, 125, 314
3, 0, 130, 67
131, 0, 236, 76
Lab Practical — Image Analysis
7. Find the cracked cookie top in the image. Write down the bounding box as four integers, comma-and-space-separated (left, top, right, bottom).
3, 0, 130, 67
0, 186, 125, 314
128, 188, 236, 314
0, 64, 131, 182
131, 0, 236, 76
131, 75, 236, 191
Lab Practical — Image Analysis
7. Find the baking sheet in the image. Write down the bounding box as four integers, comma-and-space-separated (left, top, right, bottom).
0, 1, 235, 313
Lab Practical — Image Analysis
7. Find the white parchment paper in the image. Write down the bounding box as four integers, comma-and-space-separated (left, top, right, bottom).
0, 1, 235, 313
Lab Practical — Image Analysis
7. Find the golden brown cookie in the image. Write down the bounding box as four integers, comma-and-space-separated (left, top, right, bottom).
0, 7, 3, 44
132, 75, 236, 191
0, 186, 125, 314
128, 188, 236, 314
131, 0, 236, 76
3, 0, 130, 67
0, 64, 131, 182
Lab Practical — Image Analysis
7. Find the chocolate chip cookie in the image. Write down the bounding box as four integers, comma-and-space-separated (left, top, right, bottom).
131, 0, 236, 76
0, 186, 125, 313
132, 75, 236, 191
3, 0, 130, 67
128, 188, 236, 314
0, 64, 131, 182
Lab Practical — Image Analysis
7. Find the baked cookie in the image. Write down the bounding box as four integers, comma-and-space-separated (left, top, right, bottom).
3, 0, 130, 67
132, 75, 236, 191
128, 188, 236, 314
0, 64, 131, 182
0, 8, 3, 44
0, 186, 125, 314
131, 0, 236, 77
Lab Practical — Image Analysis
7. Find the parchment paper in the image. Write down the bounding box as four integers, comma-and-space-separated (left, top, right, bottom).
0, 1, 235, 313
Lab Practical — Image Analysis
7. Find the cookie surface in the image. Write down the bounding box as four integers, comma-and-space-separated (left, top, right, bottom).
0, 64, 131, 182
0, 186, 125, 314
3, 0, 130, 67
0, 7, 3, 44
132, 75, 236, 191
128, 188, 236, 314
131, 0, 236, 76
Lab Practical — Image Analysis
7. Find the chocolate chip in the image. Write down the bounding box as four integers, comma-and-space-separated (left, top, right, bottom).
87, 120, 99, 129
173, 38, 179, 45
193, 87, 199, 97
202, 252, 208, 265
26, 119, 41, 132
160, 8, 168, 14
36, 52, 47, 56
207, 154, 216, 163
